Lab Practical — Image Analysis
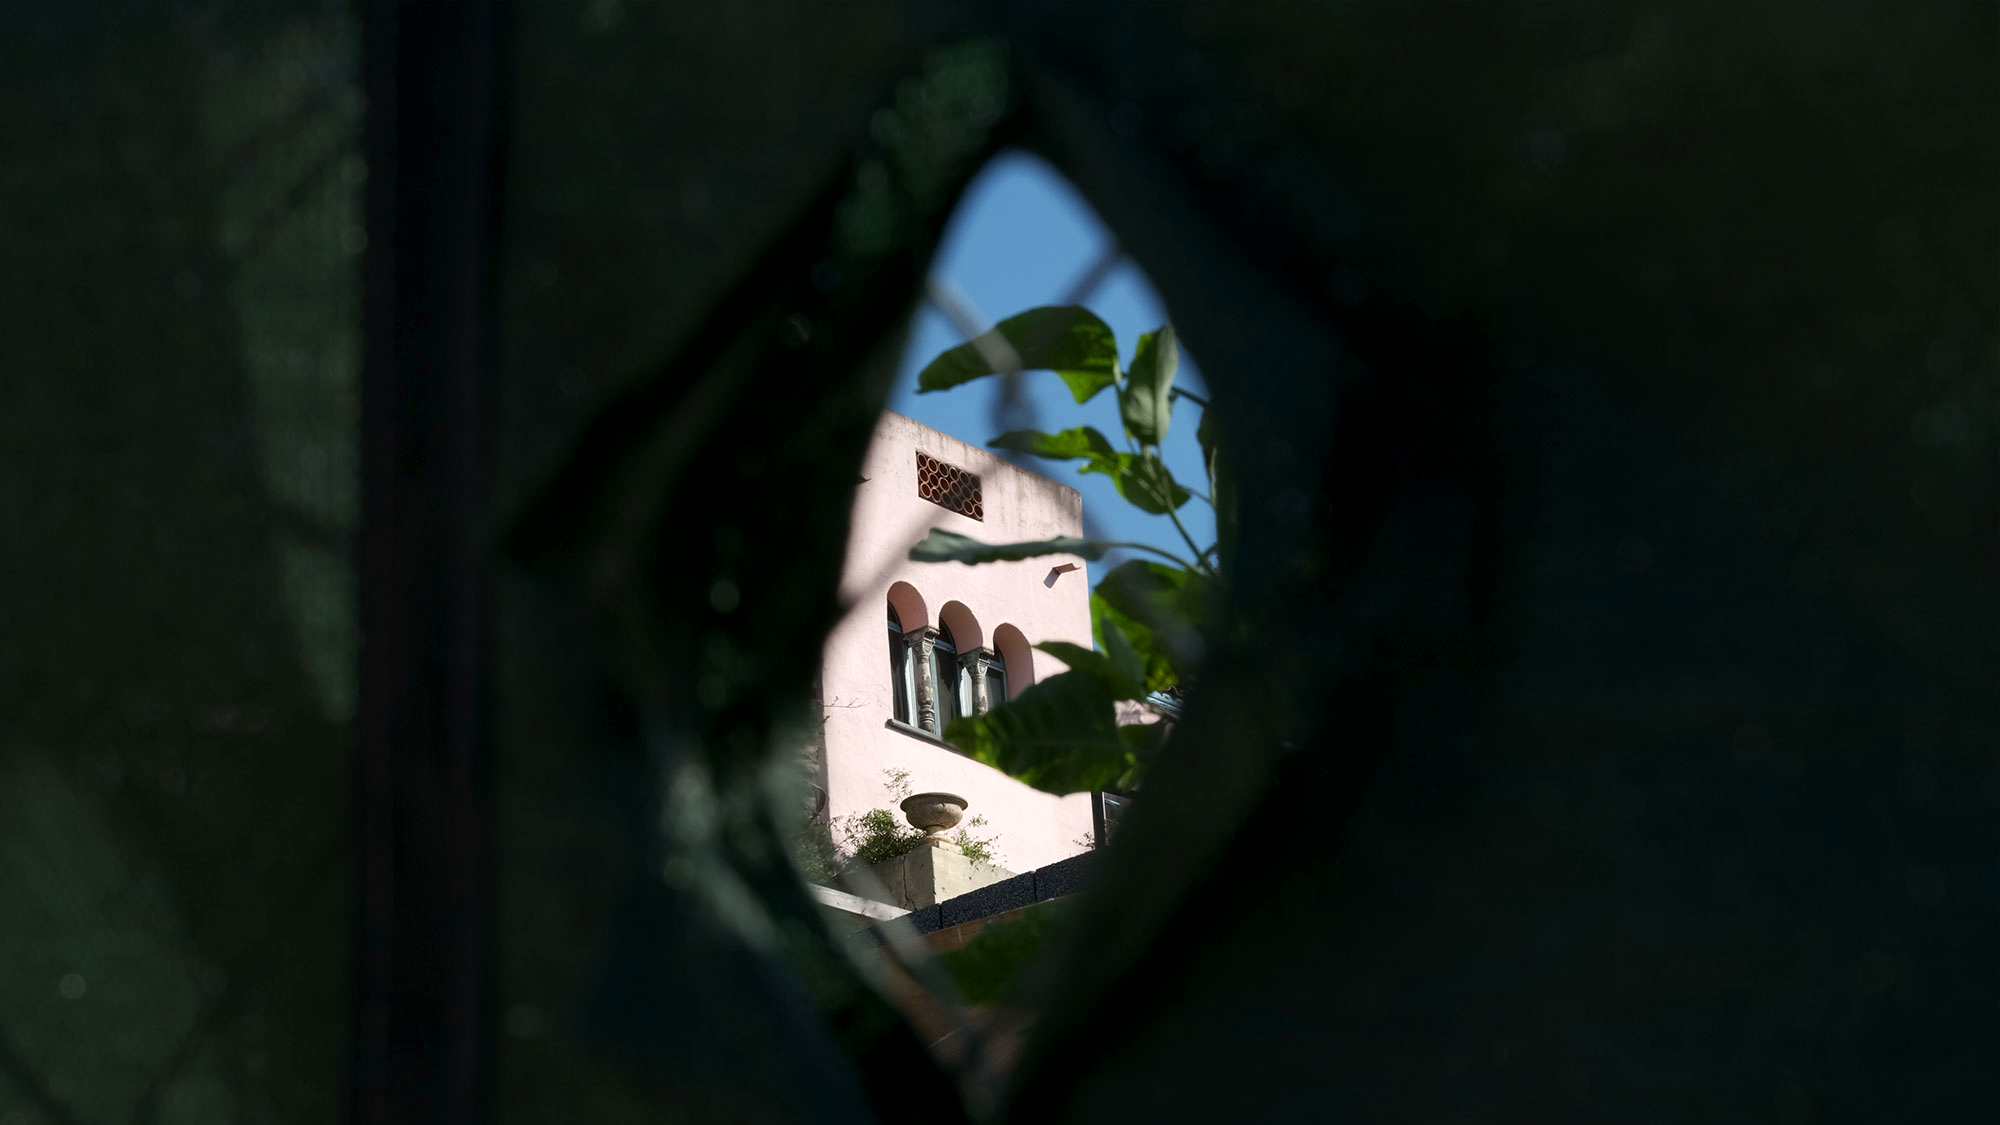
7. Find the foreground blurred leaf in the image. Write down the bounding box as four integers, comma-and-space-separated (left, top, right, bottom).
936, 899, 1069, 1006
1116, 715, 1172, 764
916, 306, 1121, 403
1033, 633, 1146, 700
941, 671, 1134, 794
909, 529, 1113, 565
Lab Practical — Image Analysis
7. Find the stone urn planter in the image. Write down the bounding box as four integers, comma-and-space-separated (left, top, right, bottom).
899, 792, 967, 843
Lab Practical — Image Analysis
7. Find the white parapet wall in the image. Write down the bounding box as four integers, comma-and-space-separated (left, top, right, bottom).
863, 842, 1015, 912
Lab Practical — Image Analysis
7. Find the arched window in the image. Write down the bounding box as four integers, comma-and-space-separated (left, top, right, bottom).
929, 622, 960, 732
985, 648, 1006, 709
887, 602, 913, 725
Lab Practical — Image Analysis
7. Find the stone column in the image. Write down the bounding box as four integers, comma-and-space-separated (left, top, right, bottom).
961, 647, 995, 715
906, 627, 939, 732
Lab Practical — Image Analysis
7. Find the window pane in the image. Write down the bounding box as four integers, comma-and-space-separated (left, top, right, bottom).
889, 623, 909, 724
931, 641, 958, 733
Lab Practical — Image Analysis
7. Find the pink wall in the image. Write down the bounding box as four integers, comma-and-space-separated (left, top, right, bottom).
820, 412, 1097, 873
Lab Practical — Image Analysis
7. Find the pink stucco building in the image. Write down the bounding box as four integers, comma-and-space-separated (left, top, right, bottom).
815, 412, 1098, 873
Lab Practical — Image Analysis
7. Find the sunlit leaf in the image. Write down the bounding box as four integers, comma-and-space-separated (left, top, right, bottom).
988, 426, 1117, 464
998, 431, 1188, 514
1081, 452, 1190, 515
1119, 323, 1178, 444
917, 306, 1121, 404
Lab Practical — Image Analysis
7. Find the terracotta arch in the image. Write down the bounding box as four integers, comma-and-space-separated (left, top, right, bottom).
991, 623, 1033, 701
936, 600, 983, 652
886, 580, 929, 632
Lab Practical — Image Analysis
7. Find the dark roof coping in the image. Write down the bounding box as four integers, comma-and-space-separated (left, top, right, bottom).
869, 848, 1099, 941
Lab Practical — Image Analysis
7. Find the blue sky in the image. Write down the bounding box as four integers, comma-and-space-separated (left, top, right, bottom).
886, 151, 1216, 572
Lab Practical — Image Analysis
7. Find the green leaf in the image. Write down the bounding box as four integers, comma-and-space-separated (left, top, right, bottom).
1196, 405, 1237, 572
1119, 323, 1178, 444
1117, 716, 1173, 762
1092, 560, 1215, 687
1096, 559, 1208, 621
1081, 452, 1191, 515
1092, 592, 1174, 693
909, 529, 1113, 565
988, 426, 1117, 464
916, 307, 1121, 404
941, 671, 1132, 794
1032, 637, 1145, 700
1099, 614, 1146, 691
1120, 453, 1191, 514
1196, 404, 1219, 492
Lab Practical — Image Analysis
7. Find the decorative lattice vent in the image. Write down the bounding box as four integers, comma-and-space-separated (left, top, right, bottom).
916, 451, 983, 520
